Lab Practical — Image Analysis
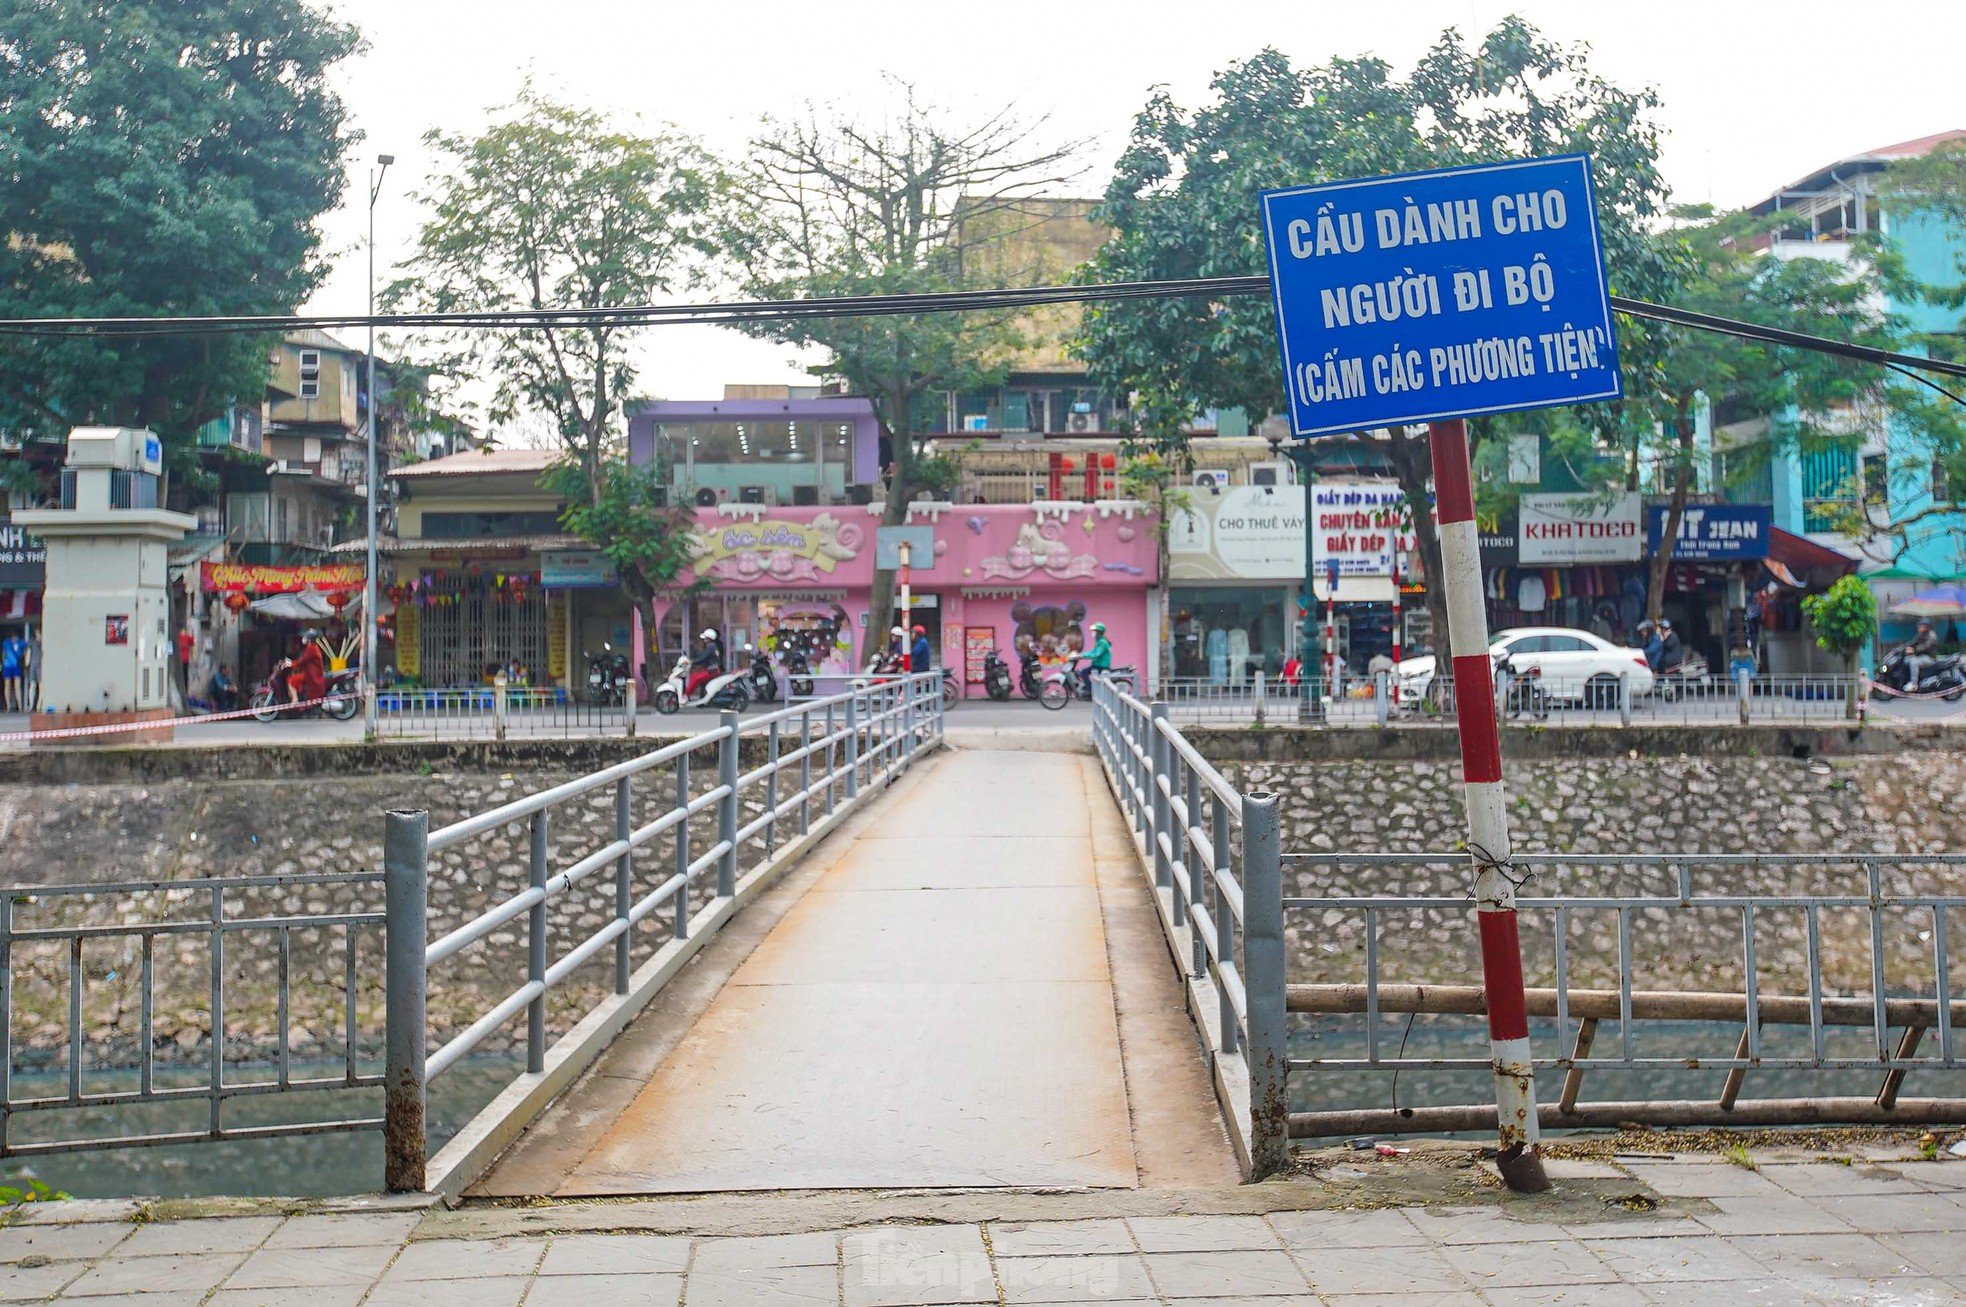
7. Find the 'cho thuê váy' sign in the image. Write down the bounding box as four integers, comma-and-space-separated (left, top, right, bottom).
1260, 154, 1620, 437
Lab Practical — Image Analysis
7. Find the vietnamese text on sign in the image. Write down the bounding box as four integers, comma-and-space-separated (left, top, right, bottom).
1260, 154, 1621, 437
1645, 504, 1772, 561
1519, 492, 1641, 564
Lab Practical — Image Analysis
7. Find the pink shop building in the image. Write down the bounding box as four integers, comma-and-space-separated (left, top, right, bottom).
639, 502, 1159, 693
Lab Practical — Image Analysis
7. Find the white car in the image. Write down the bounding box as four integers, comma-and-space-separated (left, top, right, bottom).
1396, 626, 1655, 706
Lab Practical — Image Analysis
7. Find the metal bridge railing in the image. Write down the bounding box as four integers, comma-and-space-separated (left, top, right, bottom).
1090, 677, 1289, 1178
375, 681, 636, 739
384, 670, 944, 1192
0, 872, 387, 1161
0, 673, 943, 1188
1282, 852, 1966, 1139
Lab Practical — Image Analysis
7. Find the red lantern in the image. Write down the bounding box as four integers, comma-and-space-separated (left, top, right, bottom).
223, 591, 249, 613
326, 591, 353, 612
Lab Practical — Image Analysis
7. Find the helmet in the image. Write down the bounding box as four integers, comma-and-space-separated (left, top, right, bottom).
698, 629, 716, 640
912, 625, 926, 636
1091, 622, 1106, 633
1659, 618, 1673, 630
890, 626, 905, 637
1918, 618, 1934, 628
1636, 619, 1655, 633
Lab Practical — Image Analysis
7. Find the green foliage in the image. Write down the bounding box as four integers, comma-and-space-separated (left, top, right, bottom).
1802, 575, 1878, 663
537, 458, 700, 595
388, 86, 716, 464
0, 0, 360, 451
0, 1175, 65, 1206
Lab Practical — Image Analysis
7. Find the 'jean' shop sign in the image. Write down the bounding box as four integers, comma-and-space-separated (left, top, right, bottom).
1519, 491, 1641, 564
1646, 504, 1772, 561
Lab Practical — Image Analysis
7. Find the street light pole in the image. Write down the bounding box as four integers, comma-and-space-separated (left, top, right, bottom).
364, 153, 394, 742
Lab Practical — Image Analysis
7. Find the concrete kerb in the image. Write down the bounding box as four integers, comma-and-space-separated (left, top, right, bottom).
1091, 741, 1255, 1178
422, 737, 948, 1201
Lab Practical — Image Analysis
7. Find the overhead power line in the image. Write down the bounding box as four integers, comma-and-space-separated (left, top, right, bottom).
1, 275, 1963, 395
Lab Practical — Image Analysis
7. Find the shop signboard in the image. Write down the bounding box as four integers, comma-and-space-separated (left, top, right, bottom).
0, 515, 46, 588
964, 626, 996, 685
1645, 503, 1772, 561
1260, 154, 1620, 437
1311, 482, 1415, 577
1519, 492, 1641, 564
540, 550, 618, 589
1168, 485, 1305, 580
202, 562, 364, 593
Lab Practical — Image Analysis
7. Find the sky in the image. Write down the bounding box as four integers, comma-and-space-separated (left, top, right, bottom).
305, 0, 1966, 428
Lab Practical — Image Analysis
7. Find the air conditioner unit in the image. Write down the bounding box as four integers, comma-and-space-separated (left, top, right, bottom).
694, 487, 719, 508
1192, 469, 1230, 492
846, 483, 875, 505
1067, 411, 1096, 434
791, 484, 820, 506
962, 415, 990, 433
0, 433, 21, 453
1248, 461, 1292, 488
738, 485, 770, 505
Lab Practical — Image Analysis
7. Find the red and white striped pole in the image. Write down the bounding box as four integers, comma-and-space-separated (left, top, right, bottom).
1389, 559, 1403, 707
1429, 418, 1549, 1194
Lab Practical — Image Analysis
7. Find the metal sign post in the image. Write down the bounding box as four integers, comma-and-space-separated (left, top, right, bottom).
1261, 153, 1622, 1193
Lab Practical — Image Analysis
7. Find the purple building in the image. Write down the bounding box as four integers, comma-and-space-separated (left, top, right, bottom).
628, 397, 881, 507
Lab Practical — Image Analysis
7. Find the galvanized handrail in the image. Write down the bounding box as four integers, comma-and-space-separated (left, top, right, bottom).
0, 872, 388, 1161
382, 671, 945, 1191
1282, 851, 1966, 1139
1089, 676, 1287, 1179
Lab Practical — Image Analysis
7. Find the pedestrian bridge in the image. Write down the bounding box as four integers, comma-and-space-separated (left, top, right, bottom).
5, 675, 1964, 1200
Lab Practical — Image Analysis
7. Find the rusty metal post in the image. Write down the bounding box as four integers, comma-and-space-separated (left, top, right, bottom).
383, 809, 428, 1192
1429, 418, 1549, 1194
1241, 791, 1288, 1179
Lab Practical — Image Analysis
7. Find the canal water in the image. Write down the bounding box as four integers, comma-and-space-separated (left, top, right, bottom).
6, 1056, 520, 1199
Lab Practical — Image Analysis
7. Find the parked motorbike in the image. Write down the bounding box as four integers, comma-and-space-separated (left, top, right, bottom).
782, 647, 815, 699
1017, 649, 1046, 700
1493, 653, 1550, 722
1872, 648, 1966, 700
1647, 650, 1709, 703
249, 664, 361, 722
585, 646, 631, 706
940, 665, 960, 708
652, 653, 752, 715
746, 646, 781, 704
981, 650, 1014, 702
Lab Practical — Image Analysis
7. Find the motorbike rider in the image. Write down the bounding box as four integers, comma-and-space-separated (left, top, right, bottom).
1072, 621, 1113, 694
909, 624, 933, 673
284, 632, 326, 707
1656, 619, 1685, 674
685, 629, 723, 699
1900, 618, 1941, 686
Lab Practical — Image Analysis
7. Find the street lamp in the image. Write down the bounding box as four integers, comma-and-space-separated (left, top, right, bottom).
363, 153, 394, 741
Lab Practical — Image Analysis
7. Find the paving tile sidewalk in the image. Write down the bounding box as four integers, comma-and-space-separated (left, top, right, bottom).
4, 1155, 1966, 1304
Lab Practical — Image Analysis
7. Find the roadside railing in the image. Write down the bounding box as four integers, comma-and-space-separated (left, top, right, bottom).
1090, 676, 1289, 1178
386, 670, 944, 1193
0, 674, 944, 1187
1282, 853, 1966, 1139
375, 681, 635, 740
0, 872, 387, 1161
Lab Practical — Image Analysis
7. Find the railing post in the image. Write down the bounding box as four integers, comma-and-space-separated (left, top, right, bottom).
1375, 670, 1390, 727
1252, 669, 1266, 728
673, 751, 691, 940
717, 709, 740, 897
527, 810, 548, 1072
1737, 668, 1752, 726
903, 673, 916, 760
614, 776, 633, 994
1211, 793, 1238, 1055
624, 677, 637, 738
383, 809, 429, 1193
1149, 702, 1172, 890
1240, 791, 1288, 1179
1619, 669, 1633, 728
493, 672, 508, 742
844, 693, 860, 800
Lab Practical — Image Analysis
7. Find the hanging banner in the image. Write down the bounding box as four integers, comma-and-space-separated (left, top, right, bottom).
1310, 483, 1415, 577
1260, 154, 1621, 437
540, 550, 618, 589
202, 562, 364, 594
1519, 492, 1642, 564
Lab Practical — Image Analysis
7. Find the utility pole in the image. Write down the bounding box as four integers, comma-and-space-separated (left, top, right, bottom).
363, 153, 394, 742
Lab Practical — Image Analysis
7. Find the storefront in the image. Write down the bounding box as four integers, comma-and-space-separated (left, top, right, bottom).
1485, 492, 1648, 644
642, 502, 1158, 691
201, 561, 366, 686
1167, 482, 1419, 681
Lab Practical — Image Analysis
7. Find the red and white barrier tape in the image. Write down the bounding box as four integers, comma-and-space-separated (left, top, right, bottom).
0, 692, 351, 743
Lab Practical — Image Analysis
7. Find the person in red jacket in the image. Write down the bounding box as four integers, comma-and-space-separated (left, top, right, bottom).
288, 633, 327, 706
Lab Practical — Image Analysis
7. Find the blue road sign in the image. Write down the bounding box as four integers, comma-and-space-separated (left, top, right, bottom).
1260, 154, 1620, 438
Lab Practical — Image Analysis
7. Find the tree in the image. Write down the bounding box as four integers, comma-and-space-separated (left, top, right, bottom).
1801, 574, 1877, 718
389, 88, 717, 631
1079, 20, 1676, 651
724, 82, 1083, 641
0, 0, 360, 487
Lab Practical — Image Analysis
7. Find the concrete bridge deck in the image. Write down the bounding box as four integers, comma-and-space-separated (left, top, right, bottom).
478, 744, 1237, 1196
